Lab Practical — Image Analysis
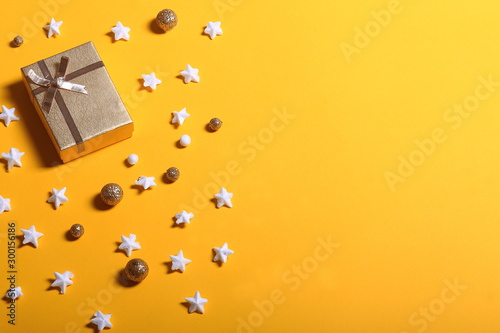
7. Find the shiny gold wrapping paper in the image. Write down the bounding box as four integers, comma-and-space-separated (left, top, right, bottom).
21, 41, 133, 163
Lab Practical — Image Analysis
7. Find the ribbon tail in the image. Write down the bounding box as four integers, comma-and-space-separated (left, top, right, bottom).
58, 80, 88, 94
42, 86, 57, 113
27, 69, 50, 87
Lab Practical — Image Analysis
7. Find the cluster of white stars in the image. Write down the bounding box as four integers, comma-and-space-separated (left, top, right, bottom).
4, 13, 233, 328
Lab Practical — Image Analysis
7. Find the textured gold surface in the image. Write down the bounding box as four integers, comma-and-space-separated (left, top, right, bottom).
69, 224, 84, 238
100, 183, 123, 206
155, 9, 178, 32
124, 258, 149, 282
13, 36, 23, 47
165, 167, 180, 182
208, 118, 222, 131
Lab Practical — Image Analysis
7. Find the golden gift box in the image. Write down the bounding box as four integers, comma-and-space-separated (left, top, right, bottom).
21, 41, 133, 163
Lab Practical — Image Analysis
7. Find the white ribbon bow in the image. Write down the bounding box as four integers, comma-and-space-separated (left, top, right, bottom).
27, 69, 88, 94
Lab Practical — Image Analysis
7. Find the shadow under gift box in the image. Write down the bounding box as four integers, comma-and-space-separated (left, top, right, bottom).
20, 41, 133, 163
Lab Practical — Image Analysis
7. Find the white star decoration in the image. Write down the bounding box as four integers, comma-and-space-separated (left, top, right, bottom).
135, 176, 156, 190
215, 188, 233, 208
119, 234, 141, 257
20, 225, 44, 247
185, 291, 208, 314
0, 195, 11, 214
111, 21, 130, 41
51, 271, 74, 294
0, 105, 19, 127
47, 187, 68, 209
180, 64, 200, 83
5, 287, 23, 300
91, 311, 113, 331
171, 108, 190, 125
213, 242, 234, 263
175, 210, 194, 224
170, 250, 191, 272
2, 147, 24, 170
204, 21, 223, 39
44, 18, 63, 38
142, 72, 162, 90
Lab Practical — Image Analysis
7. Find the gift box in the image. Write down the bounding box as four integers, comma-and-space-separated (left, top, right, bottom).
21, 41, 133, 163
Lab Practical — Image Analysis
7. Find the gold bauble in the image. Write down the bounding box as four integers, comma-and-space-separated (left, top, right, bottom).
125, 258, 149, 282
100, 183, 123, 206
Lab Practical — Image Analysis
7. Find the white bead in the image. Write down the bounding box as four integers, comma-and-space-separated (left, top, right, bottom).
179, 135, 191, 147
127, 154, 138, 165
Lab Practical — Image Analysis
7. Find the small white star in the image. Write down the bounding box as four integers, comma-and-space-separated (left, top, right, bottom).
185, 291, 208, 314
171, 108, 190, 125
5, 287, 23, 300
213, 242, 234, 263
175, 210, 194, 224
51, 271, 74, 294
142, 72, 162, 90
91, 311, 113, 331
204, 21, 223, 39
180, 64, 200, 83
0, 105, 19, 127
0, 195, 11, 214
20, 225, 44, 247
215, 187, 233, 208
44, 18, 63, 38
2, 147, 24, 170
170, 250, 191, 272
135, 176, 156, 190
111, 21, 130, 41
119, 234, 141, 257
47, 187, 68, 209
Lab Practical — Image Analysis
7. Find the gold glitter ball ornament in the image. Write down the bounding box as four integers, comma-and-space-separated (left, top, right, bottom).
100, 183, 123, 206
125, 258, 149, 282
156, 9, 178, 32
165, 167, 180, 182
12, 35, 23, 47
69, 224, 84, 238
208, 118, 223, 131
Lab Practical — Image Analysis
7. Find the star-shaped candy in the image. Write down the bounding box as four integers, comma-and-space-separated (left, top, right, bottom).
51, 271, 74, 294
185, 291, 208, 314
44, 18, 63, 38
0, 105, 19, 127
135, 176, 156, 190
0, 195, 11, 214
2, 148, 24, 170
180, 64, 200, 83
204, 21, 223, 39
91, 311, 113, 331
5, 287, 23, 300
142, 72, 162, 90
111, 21, 130, 41
20, 225, 44, 247
215, 187, 233, 208
171, 108, 190, 125
47, 187, 68, 209
119, 234, 141, 257
175, 210, 194, 224
170, 250, 191, 272
213, 242, 234, 263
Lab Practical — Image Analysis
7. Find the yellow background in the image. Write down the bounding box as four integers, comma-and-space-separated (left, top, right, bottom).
1, 0, 500, 332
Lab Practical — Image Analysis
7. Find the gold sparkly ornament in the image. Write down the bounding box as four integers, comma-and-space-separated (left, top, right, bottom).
69, 224, 84, 238
12, 36, 23, 47
156, 9, 178, 32
100, 183, 123, 206
165, 167, 180, 182
208, 118, 223, 131
124, 258, 149, 282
